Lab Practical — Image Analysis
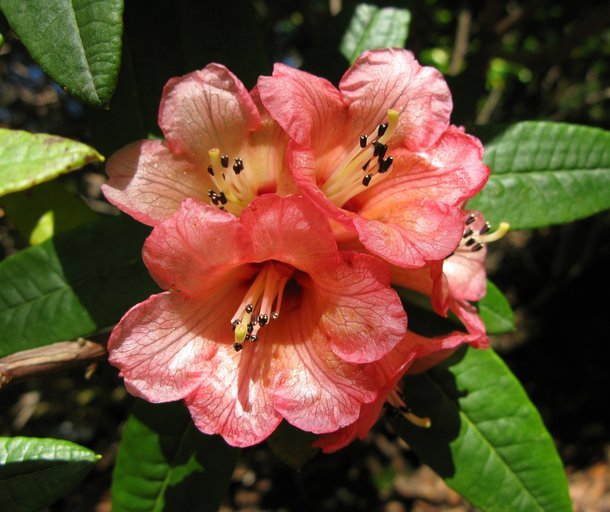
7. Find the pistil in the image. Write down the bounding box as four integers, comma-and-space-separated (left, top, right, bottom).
386, 388, 431, 428
231, 262, 294, 351
458, 214, 510, 253
322, 110, 399, 207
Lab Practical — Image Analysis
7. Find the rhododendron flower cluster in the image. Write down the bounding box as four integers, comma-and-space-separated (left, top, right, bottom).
103, 48, 499, 448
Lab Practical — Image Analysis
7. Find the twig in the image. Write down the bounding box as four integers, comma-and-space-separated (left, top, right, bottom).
0, 339, 107, 390
448, 9, 472, 76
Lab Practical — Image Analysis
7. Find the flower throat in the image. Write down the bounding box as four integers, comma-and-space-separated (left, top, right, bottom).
322, 109, 399, 207
231, 262, 294, 352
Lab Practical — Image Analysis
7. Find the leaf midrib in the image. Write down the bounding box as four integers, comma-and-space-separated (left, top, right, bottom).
426, 370, 548, 512
151, 422, 192, 512
66, 0, 101, 104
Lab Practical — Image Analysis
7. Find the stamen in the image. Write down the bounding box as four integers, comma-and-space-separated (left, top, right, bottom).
231, 263, 294, 351
233, 157, 244, 174
386, 389, 431, 428
321, 109, 400, 207
206, 149, 254, 215
479, 222, 491, 235
480, 222, 510, 243
455, 217, 510, 255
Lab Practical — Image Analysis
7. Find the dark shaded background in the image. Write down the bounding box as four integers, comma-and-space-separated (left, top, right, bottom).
1, 1, 609, 510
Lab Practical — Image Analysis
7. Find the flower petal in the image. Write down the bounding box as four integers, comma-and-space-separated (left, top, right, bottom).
143, 198, 254, 296
356, 126, 489, 210
159, 64, 260, 165
258, 63, 347, 149
340, 49, 452, 150
354, 199, 464, 267
239, 194, 341, 273
102, 140, 209, 226
267, 288, 381, 433
316, 252, 407, 363
185, 340, 283, 447
108, 291, 233, 402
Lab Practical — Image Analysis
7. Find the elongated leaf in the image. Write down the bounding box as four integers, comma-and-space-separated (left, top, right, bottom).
477, 280, 515, 334
0, 215, 157, 357
340, 4, 411, 64
0, 436, 99, 512
469, 122, 610, 229
0, 128, 103, 197
112, 400, 240, 512
0, 0, 123, 107
392, 346, 572, 512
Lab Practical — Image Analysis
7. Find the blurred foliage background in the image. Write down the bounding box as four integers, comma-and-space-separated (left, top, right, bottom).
1, 1, 609, 510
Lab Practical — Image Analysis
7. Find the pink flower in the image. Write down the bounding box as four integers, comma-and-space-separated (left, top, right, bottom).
102, 64, 295, 225
316, 212, 506, 453
258, 49, 489, 268
108, 194, 408, 447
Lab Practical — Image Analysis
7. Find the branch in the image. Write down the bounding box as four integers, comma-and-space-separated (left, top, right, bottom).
0, 339, 107, 390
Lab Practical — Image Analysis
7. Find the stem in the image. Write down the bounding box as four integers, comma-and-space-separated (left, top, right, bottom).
0, 339, 107, 390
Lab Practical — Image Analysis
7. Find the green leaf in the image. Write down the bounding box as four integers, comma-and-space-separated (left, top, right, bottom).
469, 122, 610, 229
392, 346, 572, 512
0, 181, 99, 245
0, 0, 123, 107
112, 400, 240, 512
340, 4, 411, 64
477, 280, 515, 334
0, 436, 99, 512
267, 421, 318, 471
0, 215, 158, 357
0, 128, 103, 197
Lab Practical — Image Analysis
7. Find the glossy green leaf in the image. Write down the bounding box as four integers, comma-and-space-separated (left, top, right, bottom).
392, 346, 572, 512
112, 400, 240, 512
0, 436, 99, 512
477, 280, 515, 334
0, 0, 123, 107
0, 128, 103, 197
469, 122, 610, 229
0, 181, 99, 245
340, 4, 411, 64
267, 421, 318, 471
0, 215, 158, 357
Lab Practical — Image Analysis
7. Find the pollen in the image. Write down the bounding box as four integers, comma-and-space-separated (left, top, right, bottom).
321, 109, 400, 207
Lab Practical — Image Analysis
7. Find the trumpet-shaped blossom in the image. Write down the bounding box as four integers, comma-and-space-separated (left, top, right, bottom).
258, 49, 489, 268
108, 194, 408, 447
316, 212, 506, 453
102, 64, 294, 225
